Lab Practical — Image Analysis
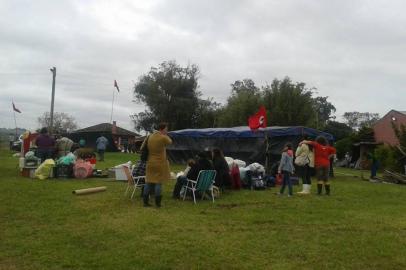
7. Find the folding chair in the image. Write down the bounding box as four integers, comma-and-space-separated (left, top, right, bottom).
123, 166, 145, 199
183, 170, 217, 204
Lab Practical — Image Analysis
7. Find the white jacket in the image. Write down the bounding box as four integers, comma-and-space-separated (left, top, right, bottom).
295, 144, 314, 168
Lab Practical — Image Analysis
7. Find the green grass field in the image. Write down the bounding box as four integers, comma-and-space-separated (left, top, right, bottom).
1, 149, 405, 270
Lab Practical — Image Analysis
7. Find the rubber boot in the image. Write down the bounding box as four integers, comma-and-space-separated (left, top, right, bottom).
317, 184, 323, 195
143, 194, 151, 207
298, 184, 311, 195
155, 196, 162, 208
297, 184, 306, 194
325, 185, 330, 195
306, 184, 311, 194
302, 184, 311, 194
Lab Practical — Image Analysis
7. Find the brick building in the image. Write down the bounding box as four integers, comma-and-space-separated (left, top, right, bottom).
373, 110, 406, 145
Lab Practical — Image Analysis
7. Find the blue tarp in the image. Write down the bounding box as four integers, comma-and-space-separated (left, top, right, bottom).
167, 126, 334, 165
169, 126, 334, 141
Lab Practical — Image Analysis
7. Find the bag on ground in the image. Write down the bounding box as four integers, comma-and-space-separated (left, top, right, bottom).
74, 159, 93, 179
34, 159, 55, 180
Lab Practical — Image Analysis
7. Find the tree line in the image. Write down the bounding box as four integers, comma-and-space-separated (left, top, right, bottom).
131, 60, 380, 135
131, 60, 339, 132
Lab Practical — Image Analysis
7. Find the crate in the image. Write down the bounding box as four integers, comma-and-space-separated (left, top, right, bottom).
56, 165, 73, 178
24, 159, 41, 168
21, 168, 36, 178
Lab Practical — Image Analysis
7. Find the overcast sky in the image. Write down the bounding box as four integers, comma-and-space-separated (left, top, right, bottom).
1, 0, 405, 131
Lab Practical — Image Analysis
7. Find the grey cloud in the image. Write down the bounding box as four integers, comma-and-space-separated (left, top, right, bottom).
1, 0, 405, 131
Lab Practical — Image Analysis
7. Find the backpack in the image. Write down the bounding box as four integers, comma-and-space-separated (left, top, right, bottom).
140, 136, 150, 162
252, 177, 266, 190
294, 155, 309, 166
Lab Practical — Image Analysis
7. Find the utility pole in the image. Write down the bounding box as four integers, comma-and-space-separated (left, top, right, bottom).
49, 67, 56, 134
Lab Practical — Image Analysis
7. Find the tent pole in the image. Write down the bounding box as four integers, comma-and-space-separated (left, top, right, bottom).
265, 129, 271, 175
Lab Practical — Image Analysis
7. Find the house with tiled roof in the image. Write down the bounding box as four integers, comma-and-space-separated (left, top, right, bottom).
67, 121, 141, 151
373, 110, 406, 145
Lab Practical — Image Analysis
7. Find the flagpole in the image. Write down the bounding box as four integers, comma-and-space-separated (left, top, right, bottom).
110, 88, 115, 123
13, 106, 18, 138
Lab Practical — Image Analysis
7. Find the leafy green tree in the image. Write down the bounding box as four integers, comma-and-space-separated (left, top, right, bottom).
391, 123, 406, 172
133, 61, 218, 131
375, 145, 397, 171
335, 137, 353, 159
313, 96, 336, 128
217, 79, 262, 127
192, 98, 222, 128
352, 126, 375, 142
334, 126, 375, 159
263, 77, 315, 126
323, 121, 353, 141
130, 111, 156, 133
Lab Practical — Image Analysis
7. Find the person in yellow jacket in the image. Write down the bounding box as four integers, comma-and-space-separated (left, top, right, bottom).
141, 122, 172, 207
295, 139, 314, 194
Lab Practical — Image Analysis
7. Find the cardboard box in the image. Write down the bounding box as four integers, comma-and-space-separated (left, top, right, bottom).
114, 167, 128, 181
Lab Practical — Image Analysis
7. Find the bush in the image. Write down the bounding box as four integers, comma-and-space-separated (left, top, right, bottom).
335, 137, 353, 159
375, 145, 397, 171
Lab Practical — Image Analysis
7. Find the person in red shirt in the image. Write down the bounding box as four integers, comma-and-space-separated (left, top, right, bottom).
300, 136, 336, 195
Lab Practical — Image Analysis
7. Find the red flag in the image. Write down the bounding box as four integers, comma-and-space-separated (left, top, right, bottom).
12, 102, 21, 113
114, 80, 120, 92
248, 106, 267, 130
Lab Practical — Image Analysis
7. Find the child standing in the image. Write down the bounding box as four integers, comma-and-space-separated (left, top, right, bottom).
301, 136, 336, 195
278, 143, 295, 196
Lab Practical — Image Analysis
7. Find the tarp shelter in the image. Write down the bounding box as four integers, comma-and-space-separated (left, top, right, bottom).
167, 126, 334, 164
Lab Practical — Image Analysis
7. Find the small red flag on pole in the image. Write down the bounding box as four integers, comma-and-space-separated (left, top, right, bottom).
12, 102, 21, 113
114, 80, 120, 92
248, 106, 267, 130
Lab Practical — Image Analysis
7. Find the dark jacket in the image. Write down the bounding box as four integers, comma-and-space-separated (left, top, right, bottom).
186, 158, 214, 181
213, 157, 231, 187
35, 134, 55, 150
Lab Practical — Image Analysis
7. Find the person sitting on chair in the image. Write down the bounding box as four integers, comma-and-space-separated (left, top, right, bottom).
211, 148, 232, 190
172, 158, 195, 199
172, 152, 213, 199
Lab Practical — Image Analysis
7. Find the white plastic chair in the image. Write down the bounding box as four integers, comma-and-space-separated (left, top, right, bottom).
183, 170, 217, 204
123, 166, 145, 199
